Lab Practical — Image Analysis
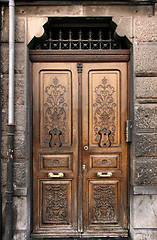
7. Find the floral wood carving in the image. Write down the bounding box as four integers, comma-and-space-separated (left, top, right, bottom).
93, 77, 116, 143
45, 185, 68, 223
93, 185, 116, 222
44, 77, 67, 145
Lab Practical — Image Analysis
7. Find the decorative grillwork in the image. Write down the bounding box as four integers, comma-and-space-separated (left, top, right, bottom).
34, 27, 123, 50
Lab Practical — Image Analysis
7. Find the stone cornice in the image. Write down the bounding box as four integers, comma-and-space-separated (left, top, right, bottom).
1, 0, 157, 5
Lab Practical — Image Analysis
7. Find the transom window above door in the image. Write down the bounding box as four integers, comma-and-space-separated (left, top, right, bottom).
29, 17, 130, 50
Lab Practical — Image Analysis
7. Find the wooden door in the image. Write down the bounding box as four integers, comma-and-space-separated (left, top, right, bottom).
32, 61, 128, 238
82, 63, 128, 237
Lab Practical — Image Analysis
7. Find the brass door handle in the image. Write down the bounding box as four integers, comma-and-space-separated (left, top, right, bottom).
97, 172, 112, 177
48, 172, 64, 178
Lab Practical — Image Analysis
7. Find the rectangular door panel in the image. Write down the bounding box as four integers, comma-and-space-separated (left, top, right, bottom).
88, 180, 119, 225
89, 153, 121, 171
89, 70, 120, 147
40, 154, 73, 171
40, 180, 72, 226
39, 70, 72, 147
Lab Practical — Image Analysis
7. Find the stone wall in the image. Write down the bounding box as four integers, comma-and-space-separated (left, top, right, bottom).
131, 14, 157, 240
1, 5, 27, 240
1, 2, 157, 240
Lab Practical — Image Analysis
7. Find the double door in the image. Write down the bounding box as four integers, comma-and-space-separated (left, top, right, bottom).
32, 61, 129, 238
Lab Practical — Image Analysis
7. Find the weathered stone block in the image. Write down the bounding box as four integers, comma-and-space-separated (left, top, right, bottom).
1, 44, 9, 74
135, 133, 157, 157
135, 104, 157, 130
1, 162, 7, 188
15, 45, 26, 74
13, 197, 27, 230
135, 17, 157, 42
1, 75, 25, 109
1, 134, 26, 160
1, 109, 8, 132
134, 43, 157, 73
135, 161, 157, 185
1, 76, 8, 109
15, 107, 26, 133
13, 162, 26, 188
135, 77, 157, 99
15, 106, 26, 133
83, 5, 153, 18
15, 77, 25, 106
131, 230, 157, 240
1, 106, 26, 134
1, 44, 25, 74
133, 195, 157, 228
1, 17, 25, 43
110, 17, 133, 40
13, 232, 27, 240
16, 4, 153, 17
14, 134, 26, 159
15, 18, 25, 43
1, 135, 8, 159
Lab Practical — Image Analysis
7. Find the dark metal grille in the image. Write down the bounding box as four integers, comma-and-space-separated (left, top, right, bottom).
34, 27, 123, 50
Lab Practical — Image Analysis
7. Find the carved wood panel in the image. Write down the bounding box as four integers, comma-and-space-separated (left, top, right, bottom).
40, 71, 72, 147
88, 180, 118, 225
90, 154, 120, 170
89, 70, 120, 147
41, 180, 72, 225
40, 154, 72, 171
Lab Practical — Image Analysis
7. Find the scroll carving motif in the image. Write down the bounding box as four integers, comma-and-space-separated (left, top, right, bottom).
45, 185, 68, 223
93, 185, 116, 222
44, 77, 67, 144
93, 78, 116, 143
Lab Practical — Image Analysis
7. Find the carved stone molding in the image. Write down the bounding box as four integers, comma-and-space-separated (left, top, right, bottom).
28, 17, 48, 44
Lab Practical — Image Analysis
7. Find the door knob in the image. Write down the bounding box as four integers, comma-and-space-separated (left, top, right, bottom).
48, 172, 64, 178
84, 146, 88, 151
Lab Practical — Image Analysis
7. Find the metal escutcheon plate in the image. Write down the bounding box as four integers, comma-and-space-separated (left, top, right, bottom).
84, 146, 88, 151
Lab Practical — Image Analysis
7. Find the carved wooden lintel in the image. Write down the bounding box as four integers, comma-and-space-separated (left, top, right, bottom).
29, 50, 130, 62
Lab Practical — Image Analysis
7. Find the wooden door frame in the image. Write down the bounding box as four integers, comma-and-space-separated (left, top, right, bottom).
29, 49, 131, 238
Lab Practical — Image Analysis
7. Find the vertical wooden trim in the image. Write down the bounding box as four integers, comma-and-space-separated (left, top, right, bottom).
77, 62, 83, 233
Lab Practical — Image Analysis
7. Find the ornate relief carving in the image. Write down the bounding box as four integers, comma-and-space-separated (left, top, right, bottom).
92, 156, 117, 168
44, 77, 67, 144
93, 77, 116, 143
93, 185, 116, 222
45, 185, 68, 223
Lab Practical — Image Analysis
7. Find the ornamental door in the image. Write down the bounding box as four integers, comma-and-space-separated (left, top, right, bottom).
32, 61, 129, 238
